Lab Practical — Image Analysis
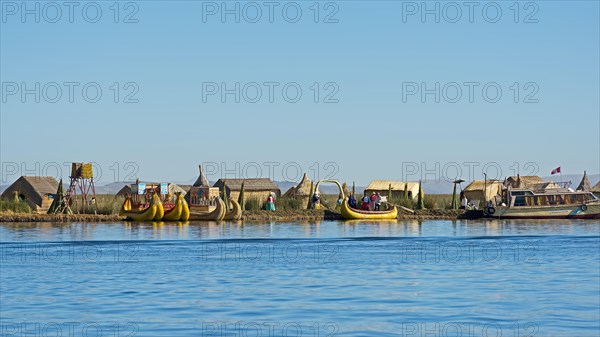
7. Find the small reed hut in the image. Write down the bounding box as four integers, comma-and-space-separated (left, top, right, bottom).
1, 176, 59, 213
365, 180, 420, 200
505, 175, 544, 188
462, 180, 503, 206
282, 173, 313, 209
213, 178, 280, 202
576, 171, 592, 191
592, 181, 600, 198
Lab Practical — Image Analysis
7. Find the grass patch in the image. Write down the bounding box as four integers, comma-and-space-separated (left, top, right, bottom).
93, 195, 125, 215
244, 197, 263, 211
389, 194, 454, 210
274, 197, 305, 211
0, 198, 32, 213
68, 194, 125, 215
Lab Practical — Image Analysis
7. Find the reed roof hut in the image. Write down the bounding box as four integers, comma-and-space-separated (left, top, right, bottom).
193, 165, 210, 187
463, 180, 503, 205
592, 181, 600, 198
282, 173, 312, 198
213, 178, 280, 201
505, 175, 544, 188
282, 173, 312, 209
365, 181, 420, 200
529, 181, 561, 190
576, 171, 592, 191
1, 176, 59, 212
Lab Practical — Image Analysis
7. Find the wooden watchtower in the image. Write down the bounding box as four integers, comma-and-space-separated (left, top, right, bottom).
64, 162, 97, 213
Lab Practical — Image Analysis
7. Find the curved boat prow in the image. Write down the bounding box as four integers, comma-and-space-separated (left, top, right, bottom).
120, 194, 160, 221
341, 197, 397, 220
163, 193, 184, 221
153, 196, 165, 221
180, 198, 190, 221
189, 198, 226, 221
224, 198, 243, 221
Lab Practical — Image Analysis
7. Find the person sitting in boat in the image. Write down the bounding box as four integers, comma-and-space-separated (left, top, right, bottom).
312, 192, 321, 210
375, 192, 382, 211
369, 192, 377, 211
266, 193, 276, 211
336, 193, 344, 209
348, 194, 357, 208
361, 192, 370, 210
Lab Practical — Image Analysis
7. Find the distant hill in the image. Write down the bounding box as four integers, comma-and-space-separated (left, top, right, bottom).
274, 181, 368, 195
94, 182, 131, 195
541, 174, 599, 188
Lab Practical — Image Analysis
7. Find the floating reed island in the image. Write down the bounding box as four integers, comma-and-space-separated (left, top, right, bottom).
1, 163, 598, 222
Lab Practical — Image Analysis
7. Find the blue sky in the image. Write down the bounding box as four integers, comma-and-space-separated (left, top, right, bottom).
1, 0, 599, 185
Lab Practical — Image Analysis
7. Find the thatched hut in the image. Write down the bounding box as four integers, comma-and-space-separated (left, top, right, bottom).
529, 181, 561, 190
193, 165, 210, 187
462, 180, 503, 206
592, 181, 600, 198
213, 178, 280, 202
282, 173, 312, 208
365, 181, 420, 200
505, 175, 544, 188
1, 176, 59, 213
576, 171, 592, 191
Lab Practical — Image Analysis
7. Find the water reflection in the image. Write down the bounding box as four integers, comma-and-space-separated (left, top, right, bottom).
0, 219, 598, 243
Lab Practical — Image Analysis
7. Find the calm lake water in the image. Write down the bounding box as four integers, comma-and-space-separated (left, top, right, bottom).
1, 220, 599, 337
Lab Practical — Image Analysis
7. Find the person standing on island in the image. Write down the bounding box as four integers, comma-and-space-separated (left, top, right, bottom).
375, 192, 382, 211
266, 193, 276, 211
312, 192, 321, 210
460, 192, 468, 210
336, 193, 344, 209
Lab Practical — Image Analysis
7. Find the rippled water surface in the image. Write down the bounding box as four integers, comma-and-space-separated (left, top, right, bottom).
1, 220, 599, 336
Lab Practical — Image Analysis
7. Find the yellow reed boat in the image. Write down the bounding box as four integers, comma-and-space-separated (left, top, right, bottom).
153, 197, 165, 221
314, 179, 398, 220
120, 194, 162, 221
224, 198, 243, 221
340, 198, 398, 220
180, 197, 190, 221
163, 192, 190, 221
189, 197, 226, 221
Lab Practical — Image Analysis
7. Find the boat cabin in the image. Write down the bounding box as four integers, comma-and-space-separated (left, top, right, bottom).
187, 186, 220, 211
125, 182, 183, 210
505, 186, 598, 208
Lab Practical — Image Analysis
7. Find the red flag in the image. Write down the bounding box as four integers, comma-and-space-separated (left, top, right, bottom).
551, 167, 561, 175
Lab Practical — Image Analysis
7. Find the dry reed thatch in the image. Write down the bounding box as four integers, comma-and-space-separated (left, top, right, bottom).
506, 175, 544, 188
1, 176, 59, 211
193, 165, 210, 187
283, 173, 312, 198
576, 171, 592, 191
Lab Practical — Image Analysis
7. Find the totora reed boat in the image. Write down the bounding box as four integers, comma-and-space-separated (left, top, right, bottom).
224, 198, 243, 221
163, 192, 190, 221
315, 179, 397, 220
341, 199, 398, 220
120, 182, 190, 221
120, 194, 163, 221
189, 197, 226, 221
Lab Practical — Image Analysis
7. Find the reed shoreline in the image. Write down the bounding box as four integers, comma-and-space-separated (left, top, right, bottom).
0, 209, 482, 223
